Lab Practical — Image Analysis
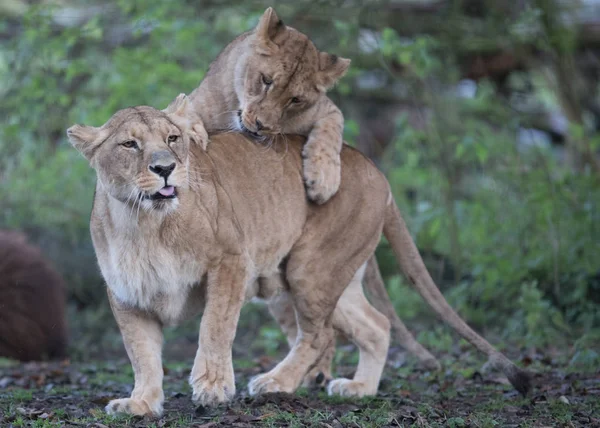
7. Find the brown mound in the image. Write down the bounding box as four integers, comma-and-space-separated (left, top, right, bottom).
0, 230, 68, 361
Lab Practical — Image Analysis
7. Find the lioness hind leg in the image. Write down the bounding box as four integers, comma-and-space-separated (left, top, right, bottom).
248, 315, 335, 396
327, 272, 391, 398
267, 291, 334, 387
363, 256, 441, 371
249, 266, 350, 396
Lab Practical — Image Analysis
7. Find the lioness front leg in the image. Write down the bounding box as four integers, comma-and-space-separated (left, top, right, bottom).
105, 290, 165, 417
302, 101, 344, 205
190, 256, 248, 406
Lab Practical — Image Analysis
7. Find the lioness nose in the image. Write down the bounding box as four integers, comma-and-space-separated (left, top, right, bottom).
150, 162, 175, 178
149, 151, 176, 178
255, 119, 264, 131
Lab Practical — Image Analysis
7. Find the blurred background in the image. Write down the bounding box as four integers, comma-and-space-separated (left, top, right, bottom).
0, 0, 598, 366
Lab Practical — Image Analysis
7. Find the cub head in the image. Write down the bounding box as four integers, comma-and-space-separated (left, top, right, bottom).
67, 94, 203, 214
236, 7, 350, 136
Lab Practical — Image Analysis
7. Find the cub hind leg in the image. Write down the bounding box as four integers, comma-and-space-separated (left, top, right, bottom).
363, 256, 440, 371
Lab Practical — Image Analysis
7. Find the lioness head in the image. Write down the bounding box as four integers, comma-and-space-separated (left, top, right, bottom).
67, 95, 202, 214
236, 7, 350, 136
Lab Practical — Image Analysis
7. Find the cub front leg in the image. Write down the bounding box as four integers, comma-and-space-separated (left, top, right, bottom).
105, 289, 165, 417
302, 100, 344, 205
190, 256, 248, 406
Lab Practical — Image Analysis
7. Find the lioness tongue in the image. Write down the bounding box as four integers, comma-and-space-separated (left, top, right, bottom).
158, 186, 175, 197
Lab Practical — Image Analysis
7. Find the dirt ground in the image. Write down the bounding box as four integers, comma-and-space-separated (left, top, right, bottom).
1, 340, 598, 428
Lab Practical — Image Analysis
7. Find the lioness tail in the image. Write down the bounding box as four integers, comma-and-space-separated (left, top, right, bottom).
383, 201, 531, 396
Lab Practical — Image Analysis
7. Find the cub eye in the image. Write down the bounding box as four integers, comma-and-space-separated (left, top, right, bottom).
290, 97, 301, 104
167, 135, 179, 143
121, 140, 138, 149
261, 74, 273, 86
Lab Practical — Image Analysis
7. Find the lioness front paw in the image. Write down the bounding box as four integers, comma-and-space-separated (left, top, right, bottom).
327, 378, 377, 398
302, 151, 341, 205
189, 365, 236, 406
105, 397, 163, 417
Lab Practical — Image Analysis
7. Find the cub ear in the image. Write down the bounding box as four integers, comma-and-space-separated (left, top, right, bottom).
317, 52, 351, 92
254, 7, 285, 54
164, 93, 209, 150
66, 124, 102, 161
163, 93, 192, 117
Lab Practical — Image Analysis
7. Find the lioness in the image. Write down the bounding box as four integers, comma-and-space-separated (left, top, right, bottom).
67, 95, 530, 416
189, 5, 440, 375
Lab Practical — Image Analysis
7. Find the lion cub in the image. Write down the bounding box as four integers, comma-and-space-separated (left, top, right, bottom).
189, 7, 349, 204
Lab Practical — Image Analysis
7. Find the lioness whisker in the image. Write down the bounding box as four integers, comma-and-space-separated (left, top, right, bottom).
134, 190, 143, 220
124, 186, 139, 223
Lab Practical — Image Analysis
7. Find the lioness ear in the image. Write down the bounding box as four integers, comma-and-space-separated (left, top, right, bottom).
317, 52, 351, 92
66, 124, 102, 161
255, 7, 285, 54
164, 93, 209, 150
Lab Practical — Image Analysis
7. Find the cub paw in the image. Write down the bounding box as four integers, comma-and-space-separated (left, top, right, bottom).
302, 154, 341, 205
327, 378, 376, 398
192, 123, 210, 150
190, 370, 235, 407
105, 397, 162, 417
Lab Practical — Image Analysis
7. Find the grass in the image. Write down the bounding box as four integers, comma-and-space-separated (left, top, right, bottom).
1, 310, 599, 427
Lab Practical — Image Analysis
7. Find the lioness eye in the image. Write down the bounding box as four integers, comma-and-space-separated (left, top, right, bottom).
290, 97, 301, 104
121, 140, 138, 149
261, 74, 273, 86
168, 135, 179, 143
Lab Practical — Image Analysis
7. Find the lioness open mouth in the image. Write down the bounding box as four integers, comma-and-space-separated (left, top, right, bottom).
147, 186, 177, 200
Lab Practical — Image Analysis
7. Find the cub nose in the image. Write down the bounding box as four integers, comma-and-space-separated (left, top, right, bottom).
255, 119, 264, 131
149, 151, 176, 178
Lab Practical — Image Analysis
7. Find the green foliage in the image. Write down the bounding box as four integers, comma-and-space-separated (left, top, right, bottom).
377, 21, 599, 346
447, 417, 466, 428
569, 330, 600, 372
0, 0, 598, 355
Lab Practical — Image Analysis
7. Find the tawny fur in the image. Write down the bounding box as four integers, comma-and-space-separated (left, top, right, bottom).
0, 230, 68, 362
189, 7, 348, 205
67, 97, 530, 417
